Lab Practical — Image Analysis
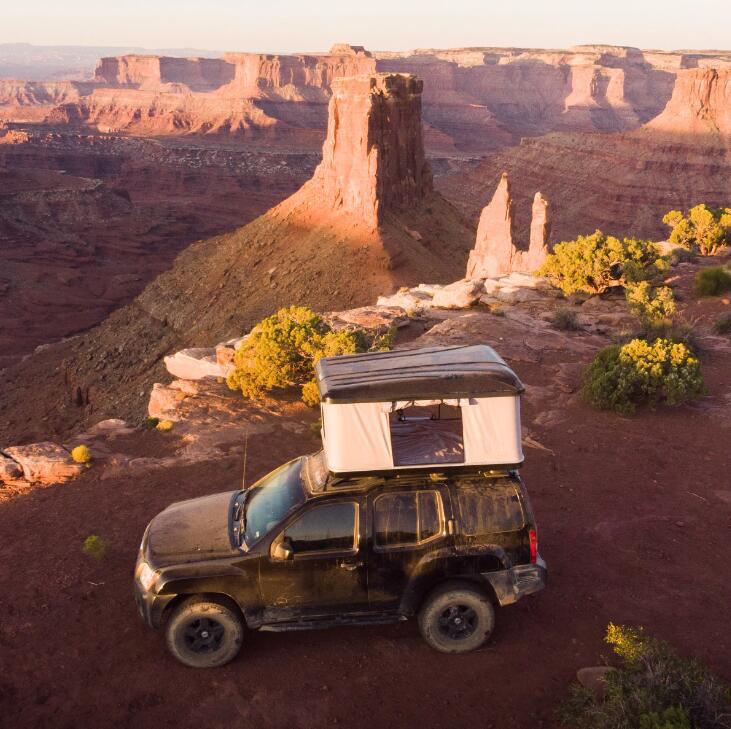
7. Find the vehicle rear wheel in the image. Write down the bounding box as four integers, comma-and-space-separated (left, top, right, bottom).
165, 597, 244, 668
418, 583, 495, 654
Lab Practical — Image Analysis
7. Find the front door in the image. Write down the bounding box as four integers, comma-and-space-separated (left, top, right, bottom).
259, 499, 368, 623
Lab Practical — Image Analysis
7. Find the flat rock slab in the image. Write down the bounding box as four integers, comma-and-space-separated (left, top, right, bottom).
164, 348, 227, 381
376, 291, 432, 313
431, 279, 482, 309
4, 442, 84, 484
326, 306, 410, 331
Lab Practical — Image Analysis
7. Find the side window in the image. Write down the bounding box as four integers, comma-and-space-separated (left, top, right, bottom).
455, 481, 524, 536
284, 502, 357, 554
374, 491, 443, 549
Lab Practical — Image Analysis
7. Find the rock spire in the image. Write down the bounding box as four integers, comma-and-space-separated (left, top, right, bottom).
466, 173, 550, 279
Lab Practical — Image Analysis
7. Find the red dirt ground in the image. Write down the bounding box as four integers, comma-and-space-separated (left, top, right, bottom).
1, 271, 730, 729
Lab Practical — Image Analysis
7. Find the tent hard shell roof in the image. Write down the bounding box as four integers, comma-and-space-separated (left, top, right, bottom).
315, 345, 524, 404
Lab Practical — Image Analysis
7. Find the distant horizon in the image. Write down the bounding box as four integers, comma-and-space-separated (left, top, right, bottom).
2, 0, 729, 55
2, 40, 730, 57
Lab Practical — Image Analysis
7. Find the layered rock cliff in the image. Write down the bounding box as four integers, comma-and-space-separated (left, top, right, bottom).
3, 44, 731, 150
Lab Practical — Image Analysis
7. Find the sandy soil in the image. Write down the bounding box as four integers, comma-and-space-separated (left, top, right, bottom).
1, 267, 730, 729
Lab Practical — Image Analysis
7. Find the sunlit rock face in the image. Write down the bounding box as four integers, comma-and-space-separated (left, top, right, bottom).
313, 73, 432, 227
466, 173, 550, 279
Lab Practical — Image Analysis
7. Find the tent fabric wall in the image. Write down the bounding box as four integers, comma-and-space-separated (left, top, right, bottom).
322, 401, 394, 473
322, 395, 523, 474
461, 396, 523, 466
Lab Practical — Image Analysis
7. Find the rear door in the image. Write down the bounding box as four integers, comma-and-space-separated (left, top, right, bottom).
366, 485, 452, 612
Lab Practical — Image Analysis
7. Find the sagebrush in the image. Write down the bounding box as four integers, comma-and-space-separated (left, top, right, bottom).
695, 267, 731, 297
227, 306, 393, 406
583, 338, 705, 414
538, 231, 662, 296
560, 624, 731, 729
625, 282, 676, 324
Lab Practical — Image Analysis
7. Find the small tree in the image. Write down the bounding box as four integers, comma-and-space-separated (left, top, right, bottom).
227, 306, 392, 406
538, 231, 661, 296
663, 204, 731, 256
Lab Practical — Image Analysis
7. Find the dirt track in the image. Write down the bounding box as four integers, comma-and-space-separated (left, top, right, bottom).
1, 274, 731, 728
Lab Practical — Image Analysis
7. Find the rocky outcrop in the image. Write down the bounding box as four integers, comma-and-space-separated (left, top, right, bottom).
3, 442, 83, 484
645, 68, 731, 135
94, 55, 234, 90
465, 173, 550, 279
311, 73, 432, 226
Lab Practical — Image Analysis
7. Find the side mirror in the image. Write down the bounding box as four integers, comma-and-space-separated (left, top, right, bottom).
271, 536, 293, 561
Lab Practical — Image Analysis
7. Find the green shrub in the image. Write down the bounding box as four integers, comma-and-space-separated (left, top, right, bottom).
583, 338, 705, 414
143, 416, 159, 429
669, 247, 697, 265
633, 321, 702, 353
551, 308, 582, 331
713, 313, 731, 335
560, 624, 731, 729
695, 267, 731, 296
663, 205, 731, 256
82, 535, 108, 561
227, 306, 393, 406
538, 231, 660, 296
625, 282, 676, 323
71, 445, 92, 464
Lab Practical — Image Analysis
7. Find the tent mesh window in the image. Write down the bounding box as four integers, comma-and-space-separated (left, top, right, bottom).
389, 403, 464, 467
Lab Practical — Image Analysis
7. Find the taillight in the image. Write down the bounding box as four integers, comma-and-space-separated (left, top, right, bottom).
529, 529, 538, 564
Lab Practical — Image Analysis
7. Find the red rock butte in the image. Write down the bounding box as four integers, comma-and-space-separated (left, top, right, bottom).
312, 73, 432, 227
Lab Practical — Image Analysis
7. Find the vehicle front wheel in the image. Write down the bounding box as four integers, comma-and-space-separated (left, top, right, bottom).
418, 583, 495, 654
165, 597, 244, 668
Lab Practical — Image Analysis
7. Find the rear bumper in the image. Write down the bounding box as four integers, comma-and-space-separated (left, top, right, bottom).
134, 579, 176, 629
481, 555, 547, 607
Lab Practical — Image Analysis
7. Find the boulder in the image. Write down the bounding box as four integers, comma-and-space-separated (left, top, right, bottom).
415, 283, 445, 296
4, 442, 84, 484
148, 383, 183, 420
84, 419, 135, 438
482, 279, 503, 296
498, 272, 551, 290
431, 279, 482, 309
0, 453, 24, 483
326, 305, 411, 331
164, 347, 227, 380
576, 666, 617, 701
495, 286, 541, 304
376, 291, 432, 313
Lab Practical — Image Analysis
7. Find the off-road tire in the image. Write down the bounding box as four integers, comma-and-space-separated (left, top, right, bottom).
165, 596, 244, 668
418, 583, 495, 654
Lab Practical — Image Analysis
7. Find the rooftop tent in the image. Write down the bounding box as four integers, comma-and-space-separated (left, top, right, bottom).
315, 345, 525, 474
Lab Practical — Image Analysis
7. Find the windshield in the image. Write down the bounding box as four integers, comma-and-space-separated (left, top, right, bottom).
243, 458, 305, 546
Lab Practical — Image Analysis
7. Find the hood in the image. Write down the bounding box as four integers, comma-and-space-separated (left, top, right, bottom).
145, 490, 239, 566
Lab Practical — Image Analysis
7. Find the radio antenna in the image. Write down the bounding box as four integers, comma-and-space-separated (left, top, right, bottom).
242, 430, 249, 490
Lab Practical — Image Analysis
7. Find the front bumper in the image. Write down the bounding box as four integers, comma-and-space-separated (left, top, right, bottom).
481, 555, 547, 607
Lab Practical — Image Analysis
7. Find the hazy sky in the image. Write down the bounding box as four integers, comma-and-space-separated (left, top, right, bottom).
2, 0, 728, 53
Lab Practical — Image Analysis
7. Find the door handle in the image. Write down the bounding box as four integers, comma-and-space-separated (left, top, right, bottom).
339, 561, 363, 571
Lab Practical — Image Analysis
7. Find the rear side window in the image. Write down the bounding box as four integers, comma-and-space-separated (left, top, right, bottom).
455, 481, 524, 536
374, 491, 443, 548
284, 502, 357, 554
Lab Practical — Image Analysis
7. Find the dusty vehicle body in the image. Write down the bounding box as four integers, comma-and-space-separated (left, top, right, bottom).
134, 345, 546, 667
134, 453, 546, 666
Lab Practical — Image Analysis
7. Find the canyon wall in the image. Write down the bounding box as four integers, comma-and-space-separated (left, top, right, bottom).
3, 44, 730, 150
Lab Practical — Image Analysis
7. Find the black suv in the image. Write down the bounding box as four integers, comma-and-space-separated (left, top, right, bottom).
134, 452, 546, 668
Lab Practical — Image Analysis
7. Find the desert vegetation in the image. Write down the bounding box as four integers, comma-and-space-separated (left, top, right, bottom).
538, 231, 663, 296
695, 267, 731, 297
663, 205, 731, 256
551, 308, 582, 331
561, 624, 731, 729
583, 338, 705, 415
227, 306, 393, 406
625, 282, 676, 325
